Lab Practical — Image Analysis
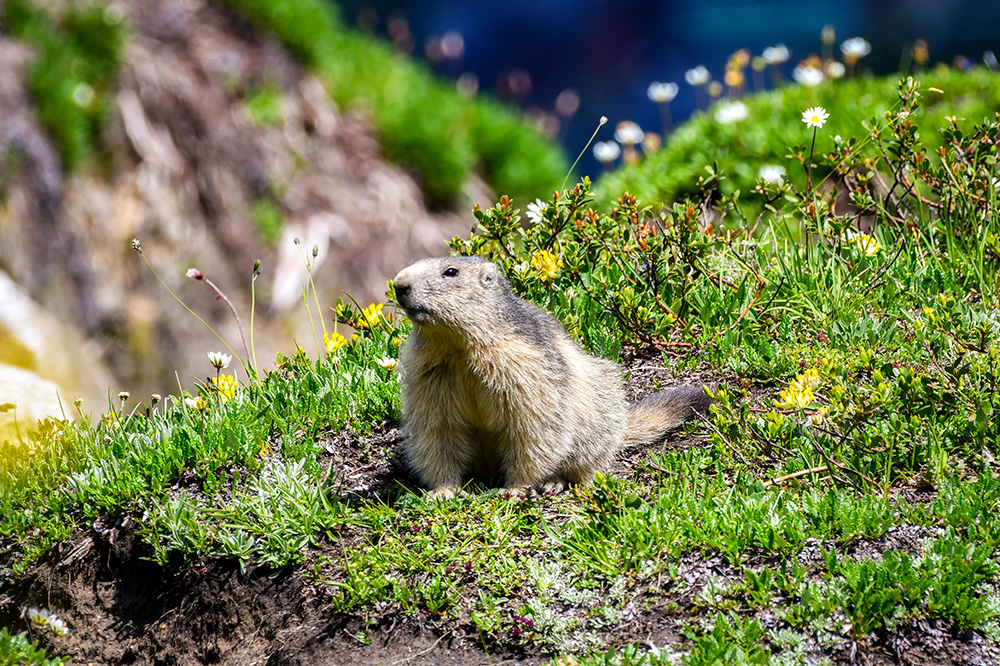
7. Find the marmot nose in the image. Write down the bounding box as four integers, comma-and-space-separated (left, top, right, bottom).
394, 281, 411, 305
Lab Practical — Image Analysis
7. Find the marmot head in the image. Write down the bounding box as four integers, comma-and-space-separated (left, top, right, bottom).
392, 256, 507, 332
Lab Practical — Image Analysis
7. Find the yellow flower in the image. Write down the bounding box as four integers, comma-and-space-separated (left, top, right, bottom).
104, 412, 121, 429
357, 303, 384, 329
184, 396, 207, 411
809, 405, 830, 426
212, 374, 238, 402
324, 332, 348, 354
775, 383, 815, 410
797, 368, 821, 391
851, 231, 881, 257
531, 249, 562, 282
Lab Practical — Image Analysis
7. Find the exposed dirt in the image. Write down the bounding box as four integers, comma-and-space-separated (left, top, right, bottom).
1, 359, 997, 665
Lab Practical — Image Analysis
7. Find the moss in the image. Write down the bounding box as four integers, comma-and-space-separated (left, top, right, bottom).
4, 0, 127, 171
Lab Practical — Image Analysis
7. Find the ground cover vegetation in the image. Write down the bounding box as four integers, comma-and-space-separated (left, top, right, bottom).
596, 66, 1000, 218
2, 57, 1000, 666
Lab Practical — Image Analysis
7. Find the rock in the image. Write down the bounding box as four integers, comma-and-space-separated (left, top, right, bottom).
0, 270, 115, 436
0, 365, 67, 442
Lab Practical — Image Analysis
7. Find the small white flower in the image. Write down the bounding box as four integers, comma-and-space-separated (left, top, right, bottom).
614, 120, 644, 146
183, 397, 200, 410
714, 100, 748, 125
29, 608, 50, 626
207, 351, 232, 369
647, 81, 679, 103
762, 44, 790, 65
48, 616, 69, 637
759, 164, 786, 184
826, 61, 846, 79
525, 199, 546, 225
684, 65, 710, 87
792, 65, 824, 87
802, 106, 830, 129
841, 37, 872, 60
593, 141, 621, 164
376, 356, 398, 372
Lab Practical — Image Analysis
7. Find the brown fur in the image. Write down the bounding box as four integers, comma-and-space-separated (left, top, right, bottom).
392, 256, 711, 498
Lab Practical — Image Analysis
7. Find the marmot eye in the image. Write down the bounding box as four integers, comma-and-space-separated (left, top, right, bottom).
442, 267, 459, 277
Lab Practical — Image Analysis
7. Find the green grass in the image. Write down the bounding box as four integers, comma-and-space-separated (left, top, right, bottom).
3, 68, 1000, 663
597, 67, 1000, 216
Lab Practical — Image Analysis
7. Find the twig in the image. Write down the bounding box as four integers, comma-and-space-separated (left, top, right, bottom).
763, 465, 830, 489
391, 631, 452, 665
701, 279, 767, 346
199, 275, 253, 368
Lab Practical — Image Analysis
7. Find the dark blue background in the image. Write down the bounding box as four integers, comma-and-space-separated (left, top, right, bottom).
337, 0, 1000, 180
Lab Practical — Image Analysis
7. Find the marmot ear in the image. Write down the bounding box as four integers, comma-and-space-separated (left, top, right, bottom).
479, 263, 498, 289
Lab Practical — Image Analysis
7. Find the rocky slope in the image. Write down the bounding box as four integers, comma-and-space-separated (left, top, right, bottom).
0, 0, 480, 428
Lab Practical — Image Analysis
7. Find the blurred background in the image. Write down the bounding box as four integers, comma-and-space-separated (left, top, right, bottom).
340, 0, 1000, 175
0, 0, 997, 438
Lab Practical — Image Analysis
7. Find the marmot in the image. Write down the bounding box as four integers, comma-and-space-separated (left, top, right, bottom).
392, 256, 713, 499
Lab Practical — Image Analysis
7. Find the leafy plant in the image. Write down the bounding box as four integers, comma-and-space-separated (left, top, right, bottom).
0, 627, 68, 666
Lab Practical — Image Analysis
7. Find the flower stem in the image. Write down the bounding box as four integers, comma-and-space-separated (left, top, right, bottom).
137, 251, 241, 362
250, 263, 260, 376
657, 102, 673, 136
201, 276, 252, 370
805, 126, 817, 192
561, 116, 607, 192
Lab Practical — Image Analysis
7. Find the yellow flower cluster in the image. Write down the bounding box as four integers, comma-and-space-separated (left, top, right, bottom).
774, 368, 821, 410
324, 331, 348, 354
212, 374, 238, 402
849, 231, 881, 257
357, 303, 385, 329
531, 249, 562, 282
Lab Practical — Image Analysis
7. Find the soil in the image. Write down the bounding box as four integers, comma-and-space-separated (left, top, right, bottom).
1, 355, 997, 666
